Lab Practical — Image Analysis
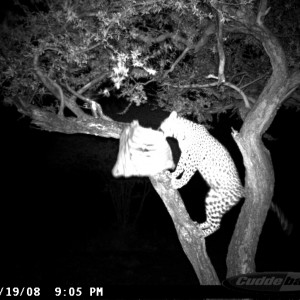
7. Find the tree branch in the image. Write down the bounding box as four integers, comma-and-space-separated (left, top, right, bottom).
69, 74, 109, 103
163, 78, 251, 108
286, 70, 300, 93
33, 49, 90, 119
163, 47, 190, 79
223, 82, 250, 108
15, 103, 124, 139
33, 50, 65, 117
256, 0, 271, 26
64, 82, 112, 121
149, 173, 220, 285
132, 21, 215, 53
131, 29, 188, 47
240, 73, 268, 90
216, 9, 226, 84
194, 23, 215, 52
222, 0, 300, 277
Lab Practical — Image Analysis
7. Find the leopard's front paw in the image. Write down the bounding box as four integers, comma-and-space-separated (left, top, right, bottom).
164, 170, 172, 177
164, 171, 181, 189
171, 178, 182, 189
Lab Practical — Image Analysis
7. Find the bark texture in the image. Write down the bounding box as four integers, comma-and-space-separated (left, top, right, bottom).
225, 1, 300, 277
150, 174, 220, 285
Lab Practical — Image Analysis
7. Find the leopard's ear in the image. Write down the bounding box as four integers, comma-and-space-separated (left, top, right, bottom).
131, 120, 139, 127
170, 111, 178, 119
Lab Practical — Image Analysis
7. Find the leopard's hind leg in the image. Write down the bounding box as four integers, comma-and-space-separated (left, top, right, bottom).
199, 188, 240, 237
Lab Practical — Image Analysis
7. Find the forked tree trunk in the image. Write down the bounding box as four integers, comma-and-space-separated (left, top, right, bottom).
226, 9, 300, 276
227, 98, 276, 276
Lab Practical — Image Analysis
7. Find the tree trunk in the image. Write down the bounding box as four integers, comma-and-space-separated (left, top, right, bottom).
226, 2, 300, 276
150, 174, 220, 285
227, 110, 275, 276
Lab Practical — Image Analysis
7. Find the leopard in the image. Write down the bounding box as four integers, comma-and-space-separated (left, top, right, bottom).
159, 111, 244, 237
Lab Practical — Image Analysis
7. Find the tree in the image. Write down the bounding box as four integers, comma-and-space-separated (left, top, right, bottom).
1, 0, 299, 286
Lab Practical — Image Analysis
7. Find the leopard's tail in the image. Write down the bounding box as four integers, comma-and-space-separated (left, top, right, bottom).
240, 186, 292, 235
270, 202, 293, 235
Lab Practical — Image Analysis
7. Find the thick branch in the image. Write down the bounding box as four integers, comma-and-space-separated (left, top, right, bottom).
15, 101, 124, 139
149, 173, 220, 285
33, 50, 90, 119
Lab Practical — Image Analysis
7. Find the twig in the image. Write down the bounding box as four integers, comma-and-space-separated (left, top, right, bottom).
216, 9, 226, 84
78, 42, 102, 54
240, 73, 268, 90
163, 77, 250, 108
256, 0, 271, 26
65, 81, 112, 121
224, 81, 250, 108
69, 74, 108, 103
163, 47, 190, 79
229, 72, 248, 82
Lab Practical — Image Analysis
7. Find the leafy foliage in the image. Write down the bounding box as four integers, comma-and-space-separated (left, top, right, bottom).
0, 0, 299, 121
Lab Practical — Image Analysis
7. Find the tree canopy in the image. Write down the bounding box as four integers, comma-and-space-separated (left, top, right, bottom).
1, 0, 299, 127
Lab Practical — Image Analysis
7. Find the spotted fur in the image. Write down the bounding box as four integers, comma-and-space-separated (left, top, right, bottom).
159, 111, 244, 237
